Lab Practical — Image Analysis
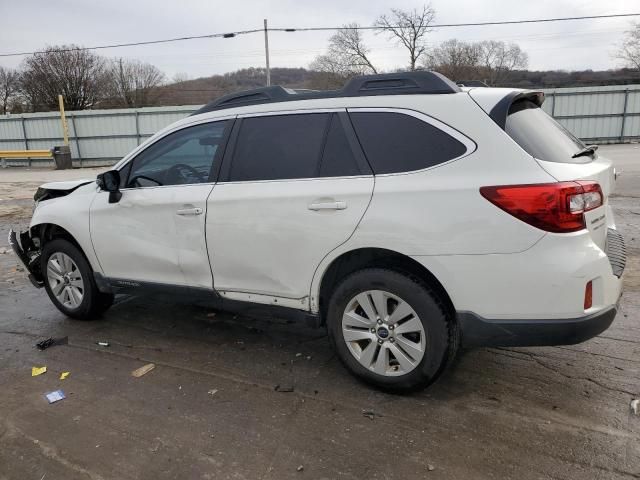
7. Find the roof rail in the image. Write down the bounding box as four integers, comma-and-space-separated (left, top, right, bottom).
191, 71, 461, 116
457, 80, 489, 88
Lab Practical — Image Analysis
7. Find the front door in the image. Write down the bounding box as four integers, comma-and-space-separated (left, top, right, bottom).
206, 112, 374, 306
90, 119, 232, 288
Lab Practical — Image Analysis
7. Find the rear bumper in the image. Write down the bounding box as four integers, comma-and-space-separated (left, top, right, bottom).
458, 306, 617, 347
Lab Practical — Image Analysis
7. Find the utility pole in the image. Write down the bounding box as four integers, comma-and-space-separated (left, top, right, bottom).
264, 18, 271, 86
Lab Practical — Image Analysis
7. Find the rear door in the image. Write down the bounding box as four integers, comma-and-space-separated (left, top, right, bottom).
504, 99, 614, 249
206, 111, 374, 306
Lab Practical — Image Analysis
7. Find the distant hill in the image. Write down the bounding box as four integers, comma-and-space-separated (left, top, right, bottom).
137, 66, 640, 108
154, 67, 316, 107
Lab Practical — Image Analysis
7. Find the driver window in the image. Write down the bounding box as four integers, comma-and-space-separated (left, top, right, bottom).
125, 120, 229, 188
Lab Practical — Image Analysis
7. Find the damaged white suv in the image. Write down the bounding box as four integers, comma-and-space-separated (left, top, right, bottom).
10, 72, 625, 391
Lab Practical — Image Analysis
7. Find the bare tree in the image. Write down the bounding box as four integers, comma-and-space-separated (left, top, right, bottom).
309, 24, 378, 89
172, 72, 191, 84
476, 40, 528, 86
616, 22, 640, 70
106, 58, 165, 107
375, 5, 436, 71
0, 66, 20, 114
20, 45, 108, 111
425, 39, 481, 82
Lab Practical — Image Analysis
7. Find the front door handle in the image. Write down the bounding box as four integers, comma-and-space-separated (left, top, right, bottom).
308, 201, 347, 211
176, 207, 203, 216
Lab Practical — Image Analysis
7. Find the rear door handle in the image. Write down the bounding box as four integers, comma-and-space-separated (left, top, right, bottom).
176, 207, 203, 216
308, 201, 347, 211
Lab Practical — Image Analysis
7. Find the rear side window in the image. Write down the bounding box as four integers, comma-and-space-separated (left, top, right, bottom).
506, 100, 588, 164
319, 115, 362, 177
349, 112, 467, 174
229, 114, 329, 181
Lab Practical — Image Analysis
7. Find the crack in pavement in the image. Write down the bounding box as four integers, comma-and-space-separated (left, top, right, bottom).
491, 348, 639, 397
3, 419, 108, 480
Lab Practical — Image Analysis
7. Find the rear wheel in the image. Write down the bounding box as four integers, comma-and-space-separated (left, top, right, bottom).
41, 239, 113, 320
327, 268, 455, 392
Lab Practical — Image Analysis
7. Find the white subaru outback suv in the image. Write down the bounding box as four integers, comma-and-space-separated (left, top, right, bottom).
9, 72, 625, 391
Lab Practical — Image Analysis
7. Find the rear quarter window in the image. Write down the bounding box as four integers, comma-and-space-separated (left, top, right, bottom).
348, 111, 468, 174
505, 100, 589, 164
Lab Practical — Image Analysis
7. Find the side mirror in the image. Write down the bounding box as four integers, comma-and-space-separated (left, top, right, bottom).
97, 170, 122, 204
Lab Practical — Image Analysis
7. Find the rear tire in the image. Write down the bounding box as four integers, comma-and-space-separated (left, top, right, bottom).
41, 239, 113, 320
327, 268, 456, 392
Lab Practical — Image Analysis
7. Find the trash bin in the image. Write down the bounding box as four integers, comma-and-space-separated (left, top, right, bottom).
51, 145, 72, 170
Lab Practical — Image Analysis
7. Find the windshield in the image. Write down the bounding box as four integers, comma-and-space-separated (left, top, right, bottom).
505, 100, 591, 164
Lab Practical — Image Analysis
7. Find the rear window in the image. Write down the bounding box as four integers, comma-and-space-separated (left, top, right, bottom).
229, 114, 328, 181
349, 112, 467, 174
505, 100, 589, 164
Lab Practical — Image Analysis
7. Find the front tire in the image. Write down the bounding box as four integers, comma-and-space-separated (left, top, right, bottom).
41, 239, 113, 320
327, 268, 456, 392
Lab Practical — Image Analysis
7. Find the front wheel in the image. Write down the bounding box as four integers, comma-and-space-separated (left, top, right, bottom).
327, 268, 456, 392
41, 239, 113, 320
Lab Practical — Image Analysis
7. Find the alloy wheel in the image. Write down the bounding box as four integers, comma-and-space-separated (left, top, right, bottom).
46, 252, 84, 309
341, 290, 426, 376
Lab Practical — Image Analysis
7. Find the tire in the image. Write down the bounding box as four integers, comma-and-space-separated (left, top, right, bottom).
41, 238, 113, 320
327, 268, 456, 392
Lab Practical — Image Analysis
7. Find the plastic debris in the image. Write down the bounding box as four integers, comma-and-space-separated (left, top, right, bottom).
131, 363, 155, 378
297, 465, 304, 472
295, 353, 302, 357
631, 399, 639, 416
207, 312, 217, 318
60, 372, 70, 380
428, 464, 435, 471
208, 389, 218, 396
31, 366, 47, 377
45, 390, 65, 404
274, 384, 294, 393
96, 341, 110, 347
36, 336, 68, 350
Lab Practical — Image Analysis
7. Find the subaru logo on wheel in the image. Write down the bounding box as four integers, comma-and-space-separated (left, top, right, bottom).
377, 327, 389, 339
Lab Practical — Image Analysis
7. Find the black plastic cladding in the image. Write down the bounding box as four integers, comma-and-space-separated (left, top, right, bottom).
190, 71, 462, 116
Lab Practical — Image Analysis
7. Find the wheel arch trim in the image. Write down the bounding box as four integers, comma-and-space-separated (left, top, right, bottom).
310, 246, 456, 321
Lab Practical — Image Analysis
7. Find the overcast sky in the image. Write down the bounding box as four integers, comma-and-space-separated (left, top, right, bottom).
0, 0, 638, 79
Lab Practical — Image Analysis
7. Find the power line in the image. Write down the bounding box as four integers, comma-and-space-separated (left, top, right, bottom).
0, 12, 638, 58
271, 13, 640, 32
0, 29, 263, 58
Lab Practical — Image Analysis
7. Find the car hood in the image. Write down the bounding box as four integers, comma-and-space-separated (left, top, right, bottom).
39, 179, 95, 191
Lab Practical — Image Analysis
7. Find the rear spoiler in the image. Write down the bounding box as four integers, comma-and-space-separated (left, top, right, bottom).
489, 91, 545, 130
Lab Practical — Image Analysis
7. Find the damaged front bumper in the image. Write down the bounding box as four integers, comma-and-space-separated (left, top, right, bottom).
8, 229, 44, 288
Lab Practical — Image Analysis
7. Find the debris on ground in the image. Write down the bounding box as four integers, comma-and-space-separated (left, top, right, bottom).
295, 353, 302, 357
207, 312, 217, 318
362, 410, 382, 420
208, 389, 218, 396
274, 384, 294, 393
96, 341, 110, 347
45, 390, 65, 404
131, 363, 155, 378
427, 464, 435, 471
60, 372, 70, 380
296, 465, 304, 472
36, 336, 68, 350
631, 399, 639, 416
0, 247, 8, 254
31, 366, 47, 377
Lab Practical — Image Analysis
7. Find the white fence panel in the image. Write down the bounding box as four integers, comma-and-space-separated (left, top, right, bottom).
1, 85, 639, 168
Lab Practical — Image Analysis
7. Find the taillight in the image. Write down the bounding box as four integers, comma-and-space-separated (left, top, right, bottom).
480, 181, 603, 233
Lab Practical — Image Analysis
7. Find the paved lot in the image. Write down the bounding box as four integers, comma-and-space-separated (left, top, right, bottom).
1, 145, 639, 479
